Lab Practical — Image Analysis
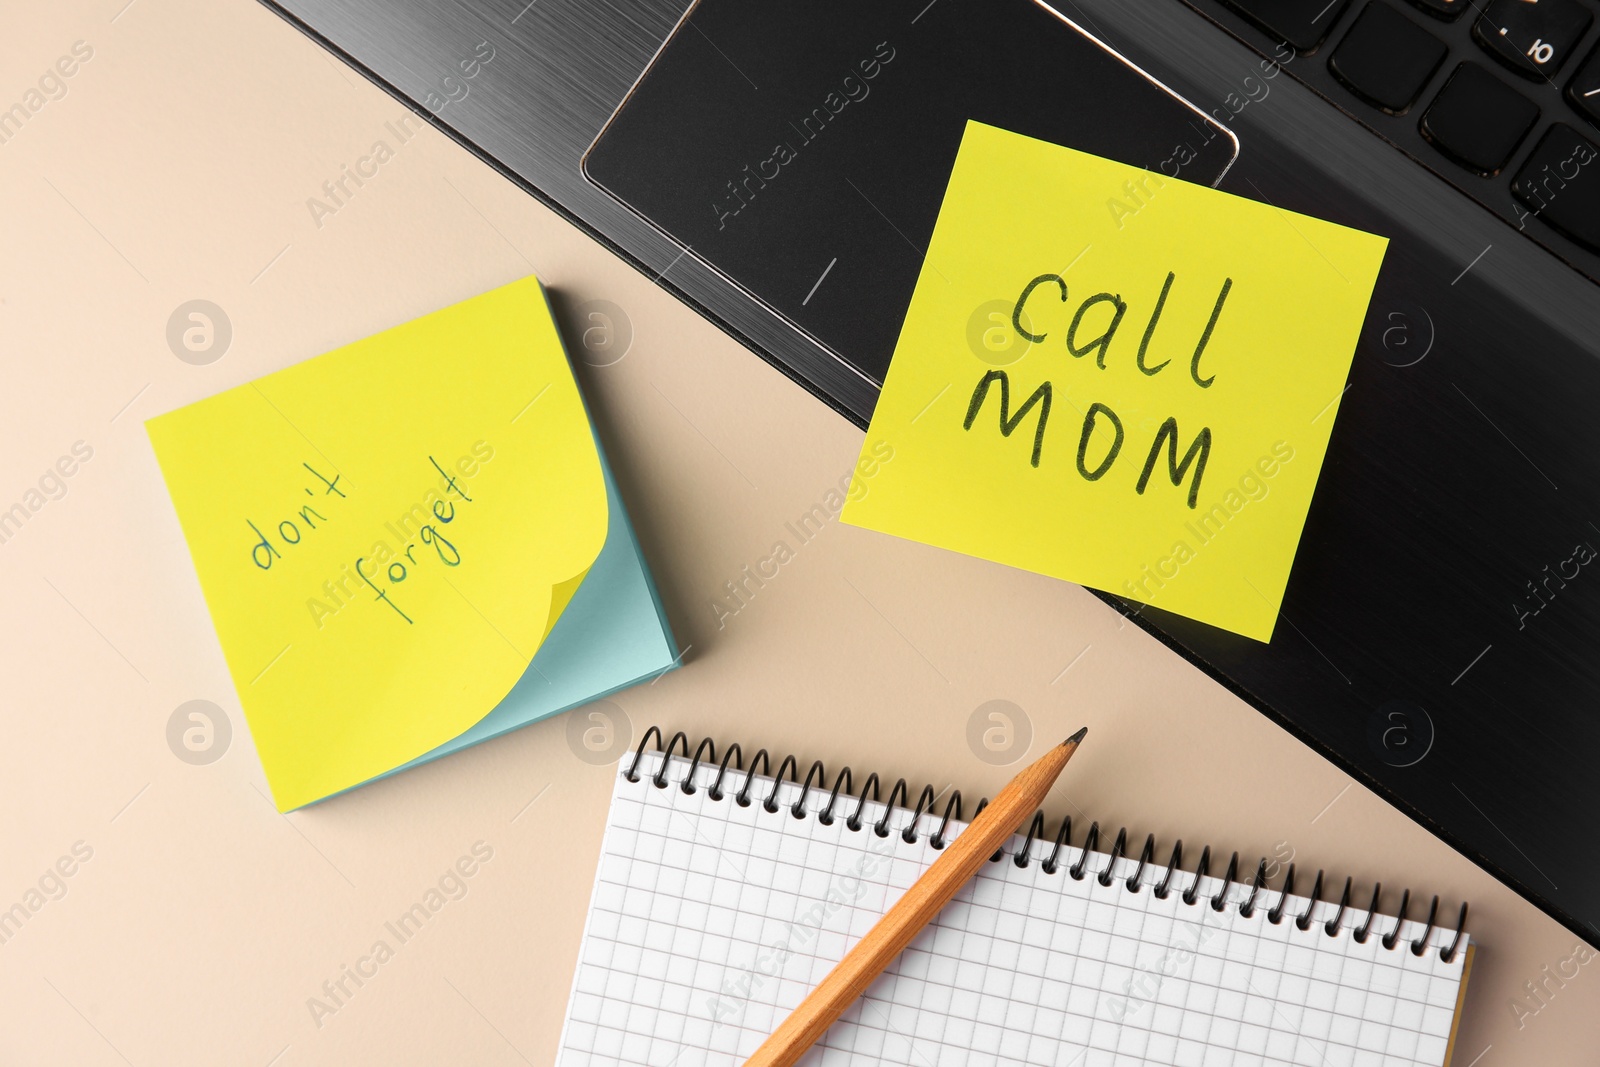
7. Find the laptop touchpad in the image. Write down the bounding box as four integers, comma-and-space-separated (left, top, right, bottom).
584, 0, 1238, 386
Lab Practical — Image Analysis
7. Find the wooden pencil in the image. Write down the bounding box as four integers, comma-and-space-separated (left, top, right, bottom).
742, 726, 1088, 1067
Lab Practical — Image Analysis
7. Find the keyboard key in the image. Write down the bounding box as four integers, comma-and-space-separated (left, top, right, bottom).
1406, 0, 1468, 21
1421, 63, 1540, 175
1568, 45, 1600, 129
1330, 3, 1448, 113
1511, 124, 1600, 250
1474, 0, 1592, 80
1218, 0, 1351, 52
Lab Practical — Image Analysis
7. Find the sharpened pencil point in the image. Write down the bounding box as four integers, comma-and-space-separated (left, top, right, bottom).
1065, 726, 1087, 745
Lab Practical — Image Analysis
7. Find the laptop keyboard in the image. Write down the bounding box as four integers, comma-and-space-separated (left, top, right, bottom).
1184, 0, 1600, 279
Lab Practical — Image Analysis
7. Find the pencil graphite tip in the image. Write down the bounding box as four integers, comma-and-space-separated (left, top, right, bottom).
1064, 726, 1088, 746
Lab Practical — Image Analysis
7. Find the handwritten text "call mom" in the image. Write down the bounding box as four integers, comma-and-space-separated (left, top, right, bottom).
964, 270, 1231, 509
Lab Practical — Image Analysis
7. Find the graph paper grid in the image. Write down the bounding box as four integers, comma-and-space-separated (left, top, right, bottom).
555, 752, 1469, 1067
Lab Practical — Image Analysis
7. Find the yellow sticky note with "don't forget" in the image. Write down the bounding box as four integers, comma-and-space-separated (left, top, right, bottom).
842, 122, 1388, 641
148, 277, 608, 809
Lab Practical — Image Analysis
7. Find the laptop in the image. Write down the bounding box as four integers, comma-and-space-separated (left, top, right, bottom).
260, 0, 1600, 946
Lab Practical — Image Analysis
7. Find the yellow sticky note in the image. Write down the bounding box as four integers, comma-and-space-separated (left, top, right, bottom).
843, 122, 1387, 642
147, 277, 607, 809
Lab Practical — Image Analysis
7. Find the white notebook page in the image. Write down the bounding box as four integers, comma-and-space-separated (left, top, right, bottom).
557, 751, 1470, 1067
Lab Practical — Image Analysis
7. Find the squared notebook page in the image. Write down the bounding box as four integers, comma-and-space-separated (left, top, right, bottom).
556, 752, 1471, 1067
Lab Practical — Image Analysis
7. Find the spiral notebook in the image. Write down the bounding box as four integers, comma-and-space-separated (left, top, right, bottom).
557, 730, 1475, 1067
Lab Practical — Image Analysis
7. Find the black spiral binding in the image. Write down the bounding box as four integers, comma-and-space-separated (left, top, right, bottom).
625, 728, 1471, 963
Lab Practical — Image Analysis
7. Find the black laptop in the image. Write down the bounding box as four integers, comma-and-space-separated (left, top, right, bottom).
261, 0, 1600, 946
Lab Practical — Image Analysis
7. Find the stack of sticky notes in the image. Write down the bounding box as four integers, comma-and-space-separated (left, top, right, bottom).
147, 277, 677, 810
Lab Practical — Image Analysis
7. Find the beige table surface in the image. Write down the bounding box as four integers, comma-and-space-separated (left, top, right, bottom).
2, 1, 1594, 1063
